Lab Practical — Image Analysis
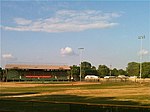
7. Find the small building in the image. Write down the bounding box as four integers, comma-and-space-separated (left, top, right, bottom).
5, 64, 71, 81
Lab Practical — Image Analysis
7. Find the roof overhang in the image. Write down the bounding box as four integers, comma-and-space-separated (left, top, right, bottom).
5, 64, 70, 70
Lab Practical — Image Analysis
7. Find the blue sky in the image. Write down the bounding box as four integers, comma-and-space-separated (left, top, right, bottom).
1, 0, 150, 69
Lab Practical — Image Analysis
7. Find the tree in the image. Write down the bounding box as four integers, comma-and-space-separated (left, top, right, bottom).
0, 67, 6, 81
111, 68, 118, 76
81, 61, 97, 77
142, 62, 150, 78
81, 61, 92, 69
71, 61, 98, 80
118, 69, 127, 76
91, 66, 97, 75
126, 62, 150, 78
97, 65, 109, 77
126, 62, 139, 76
70, 65, 80, 81
0, 67, 2, 81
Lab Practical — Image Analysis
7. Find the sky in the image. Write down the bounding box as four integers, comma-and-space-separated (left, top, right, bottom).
0, 0, 150, 69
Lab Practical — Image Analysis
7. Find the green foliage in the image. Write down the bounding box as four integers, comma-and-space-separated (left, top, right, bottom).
0, 67, 6, 81
97, 65, 109, 77
126, 62, 139, 76
118, 69, 127, 76
81, 61, 92, 69
70, 65, 80, 80
73, 61, 150, 78
0, 67, 2, 81
111, 68, 118, 76
70, 62, 97, 80
81, 61, 97, 77
127, 62, 150, 78
142, 62, 150, 78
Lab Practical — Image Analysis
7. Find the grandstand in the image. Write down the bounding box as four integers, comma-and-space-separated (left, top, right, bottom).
5, 64, 71, 81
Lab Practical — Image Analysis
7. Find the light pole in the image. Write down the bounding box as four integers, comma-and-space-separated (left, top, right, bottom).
138, 35, 145, 79
78, 48, 84, 82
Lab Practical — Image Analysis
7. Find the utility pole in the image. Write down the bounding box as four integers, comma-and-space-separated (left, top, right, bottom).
78, 48, 84, 82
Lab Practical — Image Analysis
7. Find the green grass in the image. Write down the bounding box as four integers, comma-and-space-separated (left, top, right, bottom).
0, 100, 69, 112
0, 81, 150, 112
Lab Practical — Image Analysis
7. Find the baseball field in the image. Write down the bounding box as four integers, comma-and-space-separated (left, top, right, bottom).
0, 81, 150, 112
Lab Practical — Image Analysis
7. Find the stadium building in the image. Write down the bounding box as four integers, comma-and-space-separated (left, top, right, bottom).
5, 64, 71, 81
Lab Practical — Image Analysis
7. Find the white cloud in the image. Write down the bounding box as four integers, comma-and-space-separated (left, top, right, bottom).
2, 54, 13, 59
14, 18, 32, 25
139, 49, 149, 55
60, 47, 75, 56
2, 10, 121, 33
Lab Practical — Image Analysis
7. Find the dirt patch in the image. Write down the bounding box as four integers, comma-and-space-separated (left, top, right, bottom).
0, 82, 100, 87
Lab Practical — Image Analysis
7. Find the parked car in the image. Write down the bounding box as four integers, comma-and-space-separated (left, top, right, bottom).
104, 76, 115, 79
85, 75, 99, 79
129, 76, 137, 78
118, 75, 128, 78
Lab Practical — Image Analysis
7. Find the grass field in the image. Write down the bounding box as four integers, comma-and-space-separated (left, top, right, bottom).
0, 81, 150, 112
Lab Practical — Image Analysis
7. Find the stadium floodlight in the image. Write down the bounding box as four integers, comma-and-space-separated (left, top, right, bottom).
78, 48, 84, 82
138, 35, 145, 79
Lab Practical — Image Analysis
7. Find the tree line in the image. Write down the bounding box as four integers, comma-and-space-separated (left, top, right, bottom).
0, 61, 150, 81
70, 61, 150, 80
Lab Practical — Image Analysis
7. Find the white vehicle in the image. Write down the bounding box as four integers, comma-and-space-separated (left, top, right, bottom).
104, 76, 115, 79
129, 76, 137, 78
118, 75, 127, 78
85, 75, 99, 79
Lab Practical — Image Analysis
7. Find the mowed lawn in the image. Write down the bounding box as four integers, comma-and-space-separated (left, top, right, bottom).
1, 81, 150, 106
0, 82, 150, 106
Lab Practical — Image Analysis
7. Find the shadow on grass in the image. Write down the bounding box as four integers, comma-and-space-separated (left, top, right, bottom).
8, 94, 140, 106
0, 92, 39, 97
1, 95, 150, 112
35, 94, 140, 106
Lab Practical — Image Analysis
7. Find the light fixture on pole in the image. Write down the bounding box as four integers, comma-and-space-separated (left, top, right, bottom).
78, 48, 84, 82
138, 35, 145, 79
